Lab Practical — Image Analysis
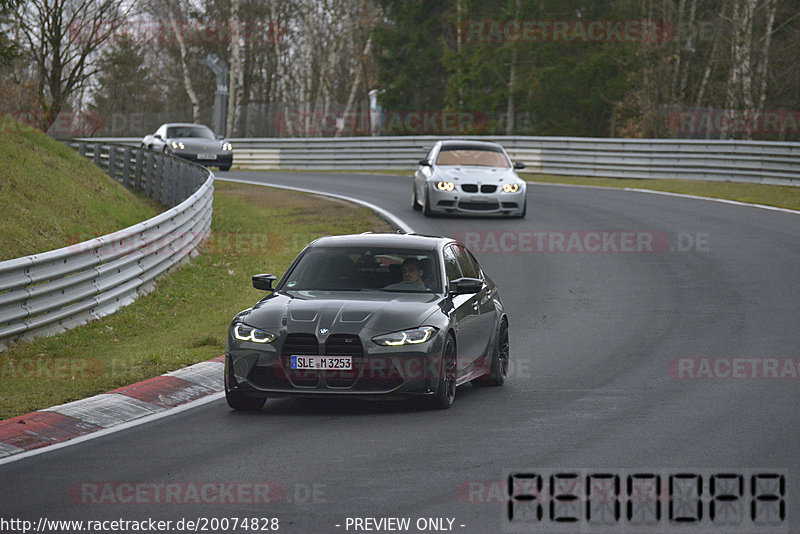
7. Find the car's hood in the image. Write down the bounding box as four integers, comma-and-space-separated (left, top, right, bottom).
433, 166, 522, 184
243, 291, 444, 335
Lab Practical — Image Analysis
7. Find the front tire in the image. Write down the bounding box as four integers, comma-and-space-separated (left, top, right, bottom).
225, 383, 267, 411
473, 319, 509, 387
412, 186, 421, 211
219, 164, 231, 171
428, 334, 456, 409
423, 188, 434, 217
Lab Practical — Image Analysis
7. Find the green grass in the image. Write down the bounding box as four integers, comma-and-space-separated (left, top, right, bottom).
524, 174, 800, 211
0, 116, 161, 261
0, 181, 391, 419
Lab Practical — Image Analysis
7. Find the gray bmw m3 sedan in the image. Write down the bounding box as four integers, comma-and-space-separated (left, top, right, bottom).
224, 233, 510, 411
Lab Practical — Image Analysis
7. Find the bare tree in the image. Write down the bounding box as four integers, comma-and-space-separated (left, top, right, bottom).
14, 0, 126, 130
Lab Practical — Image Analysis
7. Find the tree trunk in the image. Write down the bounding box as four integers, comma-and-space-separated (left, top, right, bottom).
167, 7, 200, 123
226, 0, 241, 137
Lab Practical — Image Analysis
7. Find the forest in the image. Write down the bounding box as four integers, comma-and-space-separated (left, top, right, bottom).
1, 0, 798, 139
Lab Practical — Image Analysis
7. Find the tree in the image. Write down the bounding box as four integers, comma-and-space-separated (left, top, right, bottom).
14, 0, 126, 131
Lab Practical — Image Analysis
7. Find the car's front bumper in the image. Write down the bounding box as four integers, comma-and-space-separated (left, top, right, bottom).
427, 184, 526, 216
171, 151, 233, 168
226, 333, 446, 399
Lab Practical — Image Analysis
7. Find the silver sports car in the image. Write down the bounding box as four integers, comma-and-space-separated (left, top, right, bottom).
141, 123, 233, 171
412, 140, 527, 217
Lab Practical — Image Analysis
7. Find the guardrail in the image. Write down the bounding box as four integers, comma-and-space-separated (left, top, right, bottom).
79, 135, 800, 186
0, 142, 214, 351
232, 136, 800, 186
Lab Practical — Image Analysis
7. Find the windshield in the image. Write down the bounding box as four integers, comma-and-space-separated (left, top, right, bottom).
166, 125, 215, 139
435, 145, 510, 168
279, 246, 441, 293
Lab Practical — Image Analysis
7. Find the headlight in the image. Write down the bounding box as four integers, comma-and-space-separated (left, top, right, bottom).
171, 141, 185, 150
232, 323, 276, 343
435, 181, 455, 192
222, 142, 233, 151
372, 326, 436, 346
502, 183, 520, 193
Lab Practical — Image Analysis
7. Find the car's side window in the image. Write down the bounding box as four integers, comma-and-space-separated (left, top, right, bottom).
443, 246, 462, 283
453, 245, 481, 279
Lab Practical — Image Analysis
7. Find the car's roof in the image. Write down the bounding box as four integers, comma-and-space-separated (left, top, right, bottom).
160, 123, 213, 129
309, 233, 452, 250
437, 139, 505, 150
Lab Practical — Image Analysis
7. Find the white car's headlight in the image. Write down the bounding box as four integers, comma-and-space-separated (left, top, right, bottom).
372, 326, 436, 346
502, 183, 520, 193
222, 142, 233, 151
171, 141, 185, 150
435, 181, 455, 192
233, 323, 276, 343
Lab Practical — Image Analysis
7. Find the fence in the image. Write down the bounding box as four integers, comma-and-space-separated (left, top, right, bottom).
0, 143, 213, 351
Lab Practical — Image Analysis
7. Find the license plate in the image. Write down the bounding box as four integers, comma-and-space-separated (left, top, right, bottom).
291, 355, 352, 370
198, 153, 217, 160
471, 195, 490, 202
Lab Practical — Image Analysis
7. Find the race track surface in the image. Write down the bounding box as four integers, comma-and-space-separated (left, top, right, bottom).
1, 170, 798, 533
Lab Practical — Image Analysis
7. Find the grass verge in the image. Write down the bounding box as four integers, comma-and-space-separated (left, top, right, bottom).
525, 174, 800, 211
0, 117, 161, 261
0, 181, 392, 419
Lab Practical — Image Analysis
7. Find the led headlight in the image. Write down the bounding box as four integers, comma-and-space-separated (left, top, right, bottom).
436, 181, 455, 192
233, 323, 276, 343
222, 142, 233, 151
372, 326, 436, 346
502, 183, 520, 193
171, 141, 185, 150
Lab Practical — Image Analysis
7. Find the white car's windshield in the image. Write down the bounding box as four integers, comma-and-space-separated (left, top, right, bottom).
280, 247, 441, 293
436, 146, 510, 168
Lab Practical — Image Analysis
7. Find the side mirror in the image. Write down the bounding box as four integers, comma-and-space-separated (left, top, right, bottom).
252, 273, 277, 291
449, 277, 482, 295
217, 134, 224, 139
513, 161, 526, 170
154, 134, 163, 140
418, 159, 431, 167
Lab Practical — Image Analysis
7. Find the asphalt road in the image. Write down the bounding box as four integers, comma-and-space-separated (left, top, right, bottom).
1, 170, 798, 533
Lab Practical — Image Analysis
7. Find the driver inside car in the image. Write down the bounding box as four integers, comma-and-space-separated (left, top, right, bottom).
401, 257, 426, 288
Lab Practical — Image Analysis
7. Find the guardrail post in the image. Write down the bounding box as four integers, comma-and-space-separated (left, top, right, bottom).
154, 155, 164, 202
134, 150, 144, 193
93, 142, 102, 168
78, 142, 86, 157
161, 158, 171, 206
107, 146, 117, 182
145, 151, 154, 197
122, 147, 132, 188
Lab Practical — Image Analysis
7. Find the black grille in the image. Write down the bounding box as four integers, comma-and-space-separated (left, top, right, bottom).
458, 201, 499, 211
481, 184, 497, 193
282, 333, 319, 387
324, 334, 363, 388
461, 184, 478, 193
501, 202, 519, 209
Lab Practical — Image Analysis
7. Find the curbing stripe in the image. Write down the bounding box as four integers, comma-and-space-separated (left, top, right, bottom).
0, 411, 101, 451
43, 394, 165, 428
0, 354, 226, 462
166, 360, 225, 391
109, 375, 218, 409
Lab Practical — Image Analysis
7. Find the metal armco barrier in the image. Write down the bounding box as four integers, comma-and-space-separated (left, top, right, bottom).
78, 135, 800, 186
0, 142, 214, 351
